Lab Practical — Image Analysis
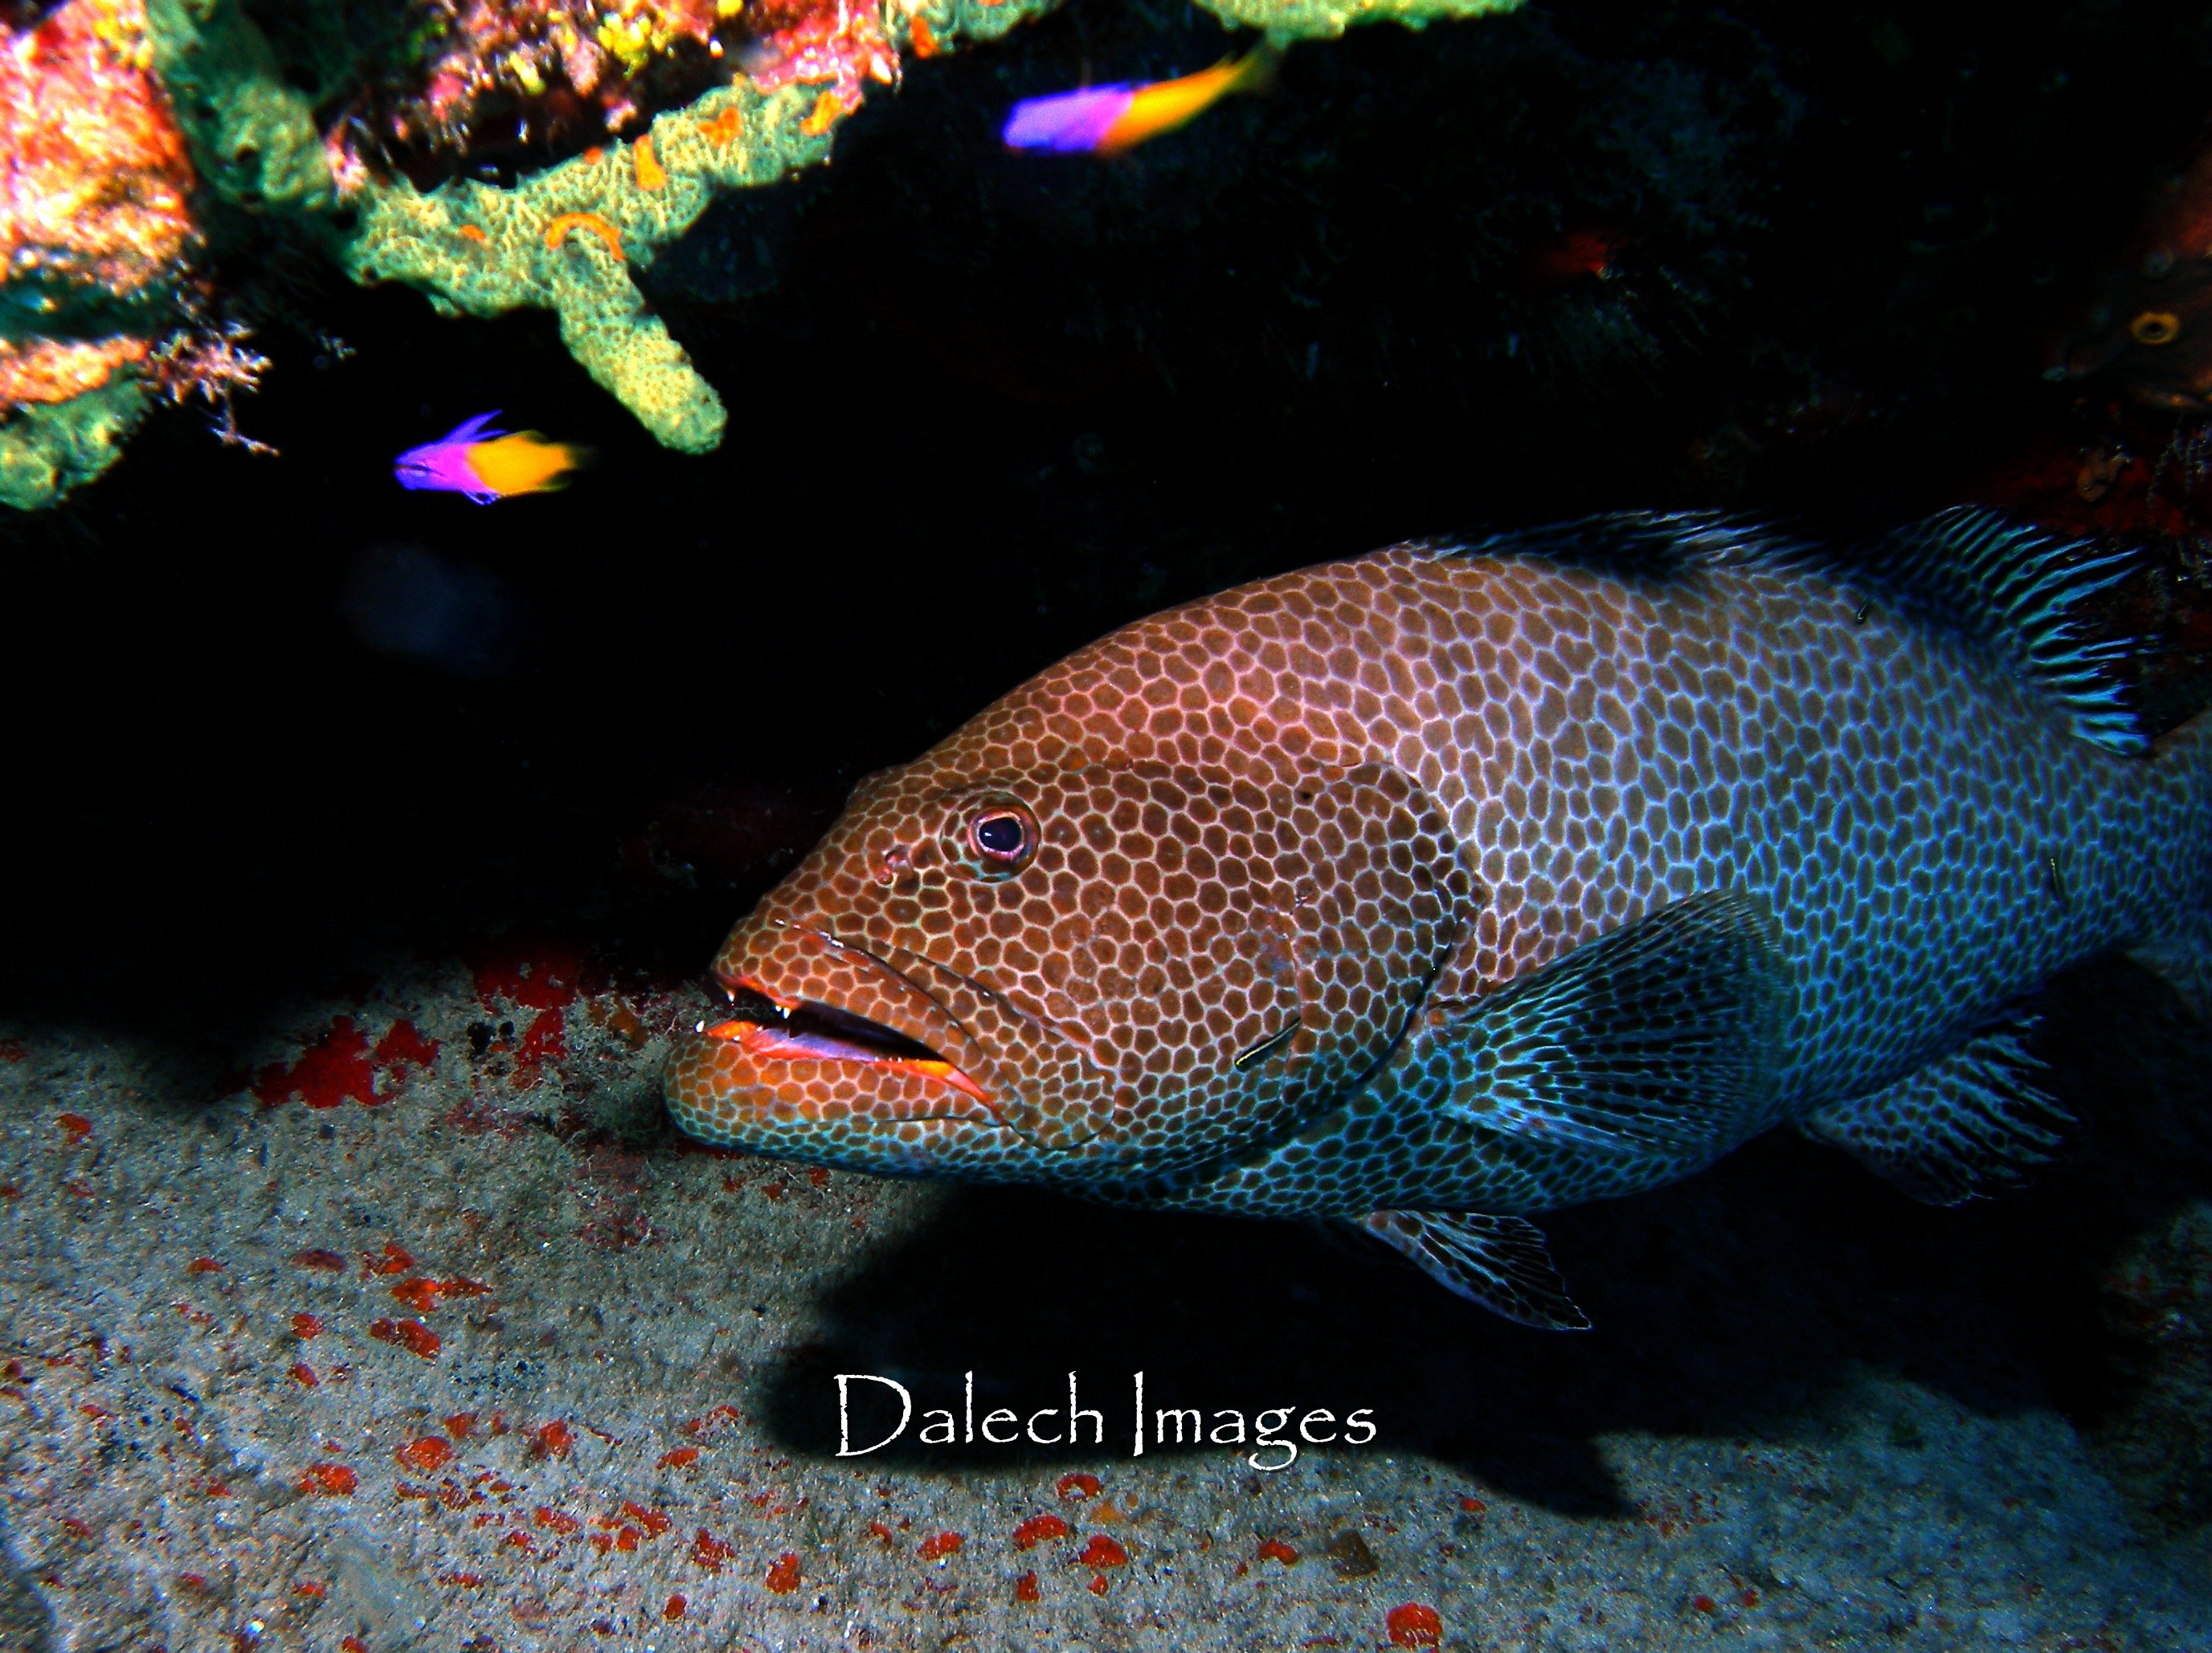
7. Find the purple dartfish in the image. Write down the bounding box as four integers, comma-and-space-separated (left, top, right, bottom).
394, 411, 585, 504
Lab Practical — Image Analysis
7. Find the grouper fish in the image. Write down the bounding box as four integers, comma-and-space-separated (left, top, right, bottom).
664, 510, 2212, 1328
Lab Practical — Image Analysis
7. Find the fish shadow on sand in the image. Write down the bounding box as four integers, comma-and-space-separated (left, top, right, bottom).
752, 955, 2212, 1518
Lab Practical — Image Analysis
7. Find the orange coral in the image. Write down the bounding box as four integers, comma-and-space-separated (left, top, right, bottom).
545, 211, 624, 259
0, 0, 195, 298
0, 338, 149, 407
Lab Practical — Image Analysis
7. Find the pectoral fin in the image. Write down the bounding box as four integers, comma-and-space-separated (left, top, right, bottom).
1798, 1011, 2069, 1205
1436, 889, 1790, 1161
1360, 1209, 1590, 1331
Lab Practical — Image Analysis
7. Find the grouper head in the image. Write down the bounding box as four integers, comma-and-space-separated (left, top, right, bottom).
663, 599, 1477, 1185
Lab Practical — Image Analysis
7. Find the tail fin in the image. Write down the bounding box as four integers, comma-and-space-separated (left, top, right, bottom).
2131, 706, 2212, 1015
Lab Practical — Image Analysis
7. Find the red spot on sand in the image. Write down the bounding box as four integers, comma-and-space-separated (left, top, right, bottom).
535, 1508, 582, 1535
397, 1438, 452, 1472
79, 1403, 112, 1420
1087, 1572, 1110, 1595
288, 1363, 319, 1389
291, 1249, 345, 1272
917, 1531, 963, 1561
1057, 1472, 1101, 1500
1258, 1538, 1299, 1565
1693, 1594, 1719, 1614
300, 1463, 357, 1495
501, 1531, 534, 1554
444, 1413, 477, 1438
291, 1313, 322, 1339
293, 1581, 325, 1598
868, 1520, 896, 1546
186, 1257, 222, 1275
470, 940, 586, 1011
658, 1447, 699, 1469
1079, 1535, 1127, 1568
531, 1421, 574, 1459
1015, 1571, 1041, 1602
341, 1638, 368, 1653
616, 1526, 640, 1552
664, 1593, 687, 1619
57, 1517, 92, 1538
807, 1166, 830, 1187
365, 1242, 415, 1277
390, 1275, 486, 1314
1458, 1495, 1486, 1513
1013, 1514, 1070, 1549
1387, 1603, 1444, 1647
0, 1038, 25, 1062
624, 1500, 670, 1536
765, 1551, 801, 1593
439, 1572, 485, 1588
689, 1528, 734, 1573
368, 1319, 440, 1360
178, 1572, 209, 1590
57, 1113, 91, 1144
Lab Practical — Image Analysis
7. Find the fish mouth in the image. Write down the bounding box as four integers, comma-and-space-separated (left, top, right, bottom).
700, 978, 993, 1107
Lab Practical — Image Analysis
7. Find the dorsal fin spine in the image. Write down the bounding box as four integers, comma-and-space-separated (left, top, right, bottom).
1436, 506, 2147, 757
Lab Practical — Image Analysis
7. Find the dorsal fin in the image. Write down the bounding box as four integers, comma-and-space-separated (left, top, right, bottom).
1850, 506, 2145, 755
1441, 506, 2147, 755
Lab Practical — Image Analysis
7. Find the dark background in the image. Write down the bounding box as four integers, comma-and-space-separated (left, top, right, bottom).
7, 0, 2211, 1046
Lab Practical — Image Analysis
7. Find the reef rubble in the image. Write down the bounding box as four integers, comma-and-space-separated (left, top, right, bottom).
1, 0, 1521, 509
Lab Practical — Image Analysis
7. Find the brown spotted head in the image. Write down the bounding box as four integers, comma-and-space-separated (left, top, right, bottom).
664, 595, 1478, 1185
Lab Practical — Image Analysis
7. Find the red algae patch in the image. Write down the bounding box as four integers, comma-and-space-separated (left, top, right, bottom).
367, 1318, 440, 1360
1078, 1535, 1128, 1569
1057, 1472, 1101, 1500
250, 1017, 439, 1110
1258, 1538, 1300, 1565
1387, 1603, 1444, 1647
764, 1551, 801, 1593
917, 1531, 964, 1561
299, 1464, 357, 1495
469, 940, 587, 1011
1012, 1514, 1069, 1549
397, 1438, 452, 1472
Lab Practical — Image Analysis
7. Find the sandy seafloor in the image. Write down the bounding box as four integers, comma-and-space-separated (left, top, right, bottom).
4, 943, 2212, 1653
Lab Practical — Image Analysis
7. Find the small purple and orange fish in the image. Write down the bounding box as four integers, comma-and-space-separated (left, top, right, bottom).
393, 412, 586, 504
1002, 42, 1278, 157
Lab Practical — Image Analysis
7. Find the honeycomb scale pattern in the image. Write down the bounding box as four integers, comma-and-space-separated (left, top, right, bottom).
666, 528, 2212, 1217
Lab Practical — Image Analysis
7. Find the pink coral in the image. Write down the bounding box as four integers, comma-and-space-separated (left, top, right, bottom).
401, 0, 726, 146
740, 0, 898, 113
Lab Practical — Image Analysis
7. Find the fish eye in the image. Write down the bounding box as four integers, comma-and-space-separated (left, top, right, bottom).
2132, 310, 2181, 346
960, 800, 1039, 877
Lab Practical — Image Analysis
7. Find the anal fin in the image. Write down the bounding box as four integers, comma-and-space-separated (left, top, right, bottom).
1799, 1012, 2071, 1205
1359, 1209, 1591, 1331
